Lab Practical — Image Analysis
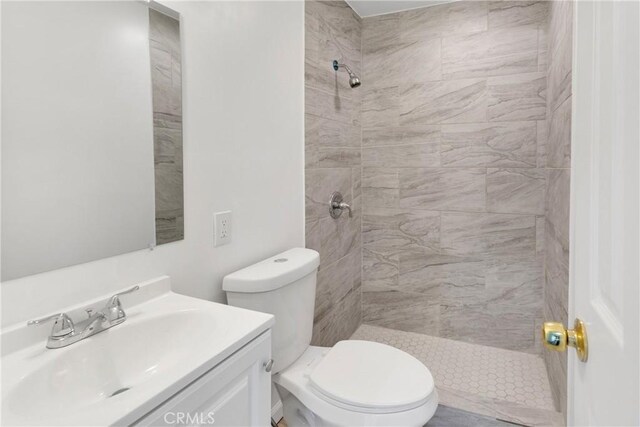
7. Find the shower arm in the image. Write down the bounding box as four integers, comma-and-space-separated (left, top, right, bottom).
332, 60, 354, 75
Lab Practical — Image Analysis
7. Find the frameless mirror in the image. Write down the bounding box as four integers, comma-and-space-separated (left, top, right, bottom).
1, 1, 183, 281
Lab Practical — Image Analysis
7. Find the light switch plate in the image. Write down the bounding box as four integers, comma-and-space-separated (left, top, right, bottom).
214, 211, 232, 247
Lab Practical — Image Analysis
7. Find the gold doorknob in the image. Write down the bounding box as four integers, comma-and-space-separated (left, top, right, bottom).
542, 318, 588, 362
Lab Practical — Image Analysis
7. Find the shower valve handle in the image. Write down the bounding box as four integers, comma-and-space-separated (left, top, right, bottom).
329, 192, 352, 219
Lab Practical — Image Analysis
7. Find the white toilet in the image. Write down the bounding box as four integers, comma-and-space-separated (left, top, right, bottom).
223, 248, 438, 426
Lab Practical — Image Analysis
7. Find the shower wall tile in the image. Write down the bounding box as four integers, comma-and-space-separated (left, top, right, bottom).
487, 72, 547, 122
362, 13, 399, 53
399, 168, 486, 211
537, 120, 548, 167
360, 1, 550, 353
306, 86, 360, 126
362, 167, 400, 208
362, 86, 400, 128
486, 168, 546, 215
440, 121, 537, 167
362, 207, 440, 251
400, 79, 487, 125
363, 247, 400, 290
363, 289, 440, 334
547, 96, 571, 168
399, 1, 488, 40
364, 38, 442, 89
305, 0, 362, 347
488, 1, 549, 29
362, 143, 439, 168
363, 125, 440, 147
547, 0, 573, 112
305, 168, 351, 219
544, 1, 572, 418
440, 212, 536, 257
442, 28, 539, 79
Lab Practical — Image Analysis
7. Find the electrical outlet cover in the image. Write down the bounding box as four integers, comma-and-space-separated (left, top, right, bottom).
214, 211, 232, 247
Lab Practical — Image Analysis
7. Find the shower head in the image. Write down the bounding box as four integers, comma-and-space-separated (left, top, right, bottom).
333, 60, 361, 88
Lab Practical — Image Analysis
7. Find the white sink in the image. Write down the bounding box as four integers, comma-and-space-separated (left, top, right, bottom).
1, 277, 274, 426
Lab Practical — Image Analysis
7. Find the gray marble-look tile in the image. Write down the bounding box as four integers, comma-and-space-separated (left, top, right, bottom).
362, 143, 440, 168
488, 72, 546, 122
363, 246, 399, 290
352, 166, 361, 198
362, 167, 399, 209
312, 287, 362, 347
547, 0, 573, 112
439, 303, 538, 352
314, 249, 361, 324
305, 168, 352, 219
305, 85, 360, 127
362, 86, 400, 128
425, 405, 516, 427
488, 1, 549, 30
319, 195, 361, 266
363, 207, 440, 251
362, 12, 399, 53
363, 289, 440, 335
486, 168, 546, 215
400, 79, 487, 125
538, 26, 548, 72
437, 387, 565, 427
536, 215, 545, 257
399, 251, 485, 304
537, 119, 547, 167
544, 219, 569, 321
546, 96, 571, 168
441, 212, 536, 256
441, 121, 537, 167
363, 125, 440, 147
484, 254, 544, 311
545, 168, 570, 245
315, 146, 361, 168
364, 38, 441, 89
399, 168, 486, 211
306, 113, 360, 149
398, 1, 487, 41
442, 27, 539, 79
305, 217, 321, 254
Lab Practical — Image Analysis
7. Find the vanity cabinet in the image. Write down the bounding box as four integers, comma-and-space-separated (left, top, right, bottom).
136, 331, 272, 427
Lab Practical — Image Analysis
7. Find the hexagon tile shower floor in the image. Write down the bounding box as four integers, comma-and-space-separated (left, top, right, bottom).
351, 325, 564, 426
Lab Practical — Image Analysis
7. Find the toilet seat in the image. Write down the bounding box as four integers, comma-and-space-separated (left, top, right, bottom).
273, 342, 438, 426
309, 340, 434, 414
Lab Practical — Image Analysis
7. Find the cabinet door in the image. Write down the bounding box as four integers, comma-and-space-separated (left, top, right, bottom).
136, 331, 271, 427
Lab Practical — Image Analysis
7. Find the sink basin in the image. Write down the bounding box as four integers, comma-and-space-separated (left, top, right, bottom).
1, 277, 274, 426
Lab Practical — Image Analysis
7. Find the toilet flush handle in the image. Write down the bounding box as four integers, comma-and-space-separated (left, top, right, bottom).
264, 359, 274, 373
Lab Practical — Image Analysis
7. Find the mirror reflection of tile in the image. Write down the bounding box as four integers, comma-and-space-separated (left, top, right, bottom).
149, 8, 184, 245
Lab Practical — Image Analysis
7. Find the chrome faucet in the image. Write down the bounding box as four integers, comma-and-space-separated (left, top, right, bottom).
27, 285, 139, 349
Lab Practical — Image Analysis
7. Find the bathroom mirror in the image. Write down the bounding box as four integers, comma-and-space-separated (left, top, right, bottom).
1, 1, 183, 281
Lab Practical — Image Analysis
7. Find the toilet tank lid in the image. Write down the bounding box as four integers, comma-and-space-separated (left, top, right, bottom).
222, 248, 320, 293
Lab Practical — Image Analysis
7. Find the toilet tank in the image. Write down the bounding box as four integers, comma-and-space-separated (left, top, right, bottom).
223, 248, 320, 374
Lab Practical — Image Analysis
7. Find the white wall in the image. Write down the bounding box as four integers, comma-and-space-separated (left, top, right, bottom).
2, 2, 156, 281
0, 1, 305, 327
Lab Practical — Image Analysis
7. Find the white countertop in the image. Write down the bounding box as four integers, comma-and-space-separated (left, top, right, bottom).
1, 276, 274, 426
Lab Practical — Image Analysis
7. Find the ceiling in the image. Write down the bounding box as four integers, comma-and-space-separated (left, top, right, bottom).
345, 0, 454, 17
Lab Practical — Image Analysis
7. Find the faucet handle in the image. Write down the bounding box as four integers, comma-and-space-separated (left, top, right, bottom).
27, 313, 75, 338
105, 285, 139, 322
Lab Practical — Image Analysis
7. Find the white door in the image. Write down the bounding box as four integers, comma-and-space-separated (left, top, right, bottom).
570, 1, 639, 426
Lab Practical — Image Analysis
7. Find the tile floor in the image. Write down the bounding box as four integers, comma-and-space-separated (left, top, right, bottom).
351, 325, 564, 426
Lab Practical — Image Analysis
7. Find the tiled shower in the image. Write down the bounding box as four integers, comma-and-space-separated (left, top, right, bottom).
305, 0, 572, 425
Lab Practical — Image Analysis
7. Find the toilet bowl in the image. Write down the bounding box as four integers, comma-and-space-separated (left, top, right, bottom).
223, 248, 438, 426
